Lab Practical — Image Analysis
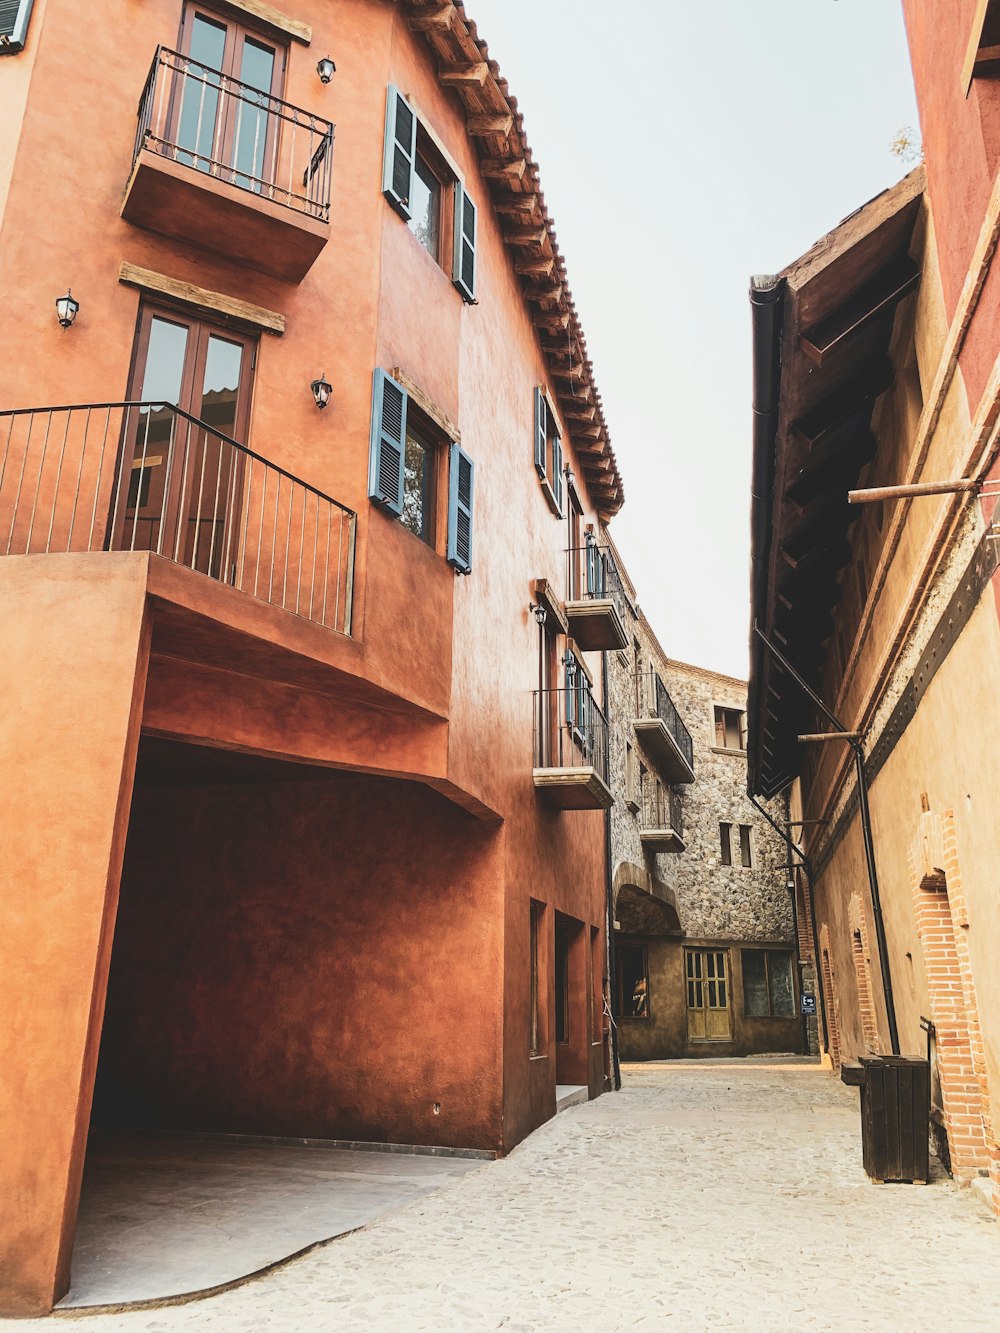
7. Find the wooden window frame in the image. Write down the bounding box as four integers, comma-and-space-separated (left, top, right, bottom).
713, 704, 746, 753
741, 948, 796, 1019
739, 824, 753, 868
719, 821, 733, 867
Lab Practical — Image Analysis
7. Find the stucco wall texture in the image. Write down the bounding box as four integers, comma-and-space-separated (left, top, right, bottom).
0, 0, 615, 1313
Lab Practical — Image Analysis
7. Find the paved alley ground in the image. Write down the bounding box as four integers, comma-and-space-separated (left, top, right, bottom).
11, 1058, 1000, 1332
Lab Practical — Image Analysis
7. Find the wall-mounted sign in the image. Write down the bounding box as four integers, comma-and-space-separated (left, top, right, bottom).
801, 993, 817, 1016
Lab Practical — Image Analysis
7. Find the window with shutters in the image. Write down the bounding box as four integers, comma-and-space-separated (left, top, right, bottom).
533, 387, 564, 517
369, 369, 474, 573
0, 0, 35, 54
382, 86, 477, 303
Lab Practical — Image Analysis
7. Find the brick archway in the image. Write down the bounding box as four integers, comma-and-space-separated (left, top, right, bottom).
908, 804, 995, 1197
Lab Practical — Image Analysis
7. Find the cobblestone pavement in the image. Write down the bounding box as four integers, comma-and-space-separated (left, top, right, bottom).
12, 1058, 1000, 1332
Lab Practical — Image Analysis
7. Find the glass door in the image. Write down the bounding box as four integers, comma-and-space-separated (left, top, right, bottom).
113, 304, 255, 578
176, 6, 283, 189
685, 949, 732, 1042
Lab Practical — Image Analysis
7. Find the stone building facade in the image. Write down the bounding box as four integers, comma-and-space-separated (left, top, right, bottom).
604, 543, 806, 1061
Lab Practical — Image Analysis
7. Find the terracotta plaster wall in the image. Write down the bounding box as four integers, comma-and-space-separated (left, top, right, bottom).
95, 770, 505, 1151
0, 554, 149, 1316
902, 0, 1000, 415
810, 597, 1000, 1089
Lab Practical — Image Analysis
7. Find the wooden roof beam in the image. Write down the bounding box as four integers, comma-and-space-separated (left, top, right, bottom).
504, 225, 548, 248
524, 282, 563, 303
468, 112, 514, 136
533, 311, 571, 332
481, 157, 527, 180
407, 3, 457, 31
439, 61, 489, 85
799, 256, 920, 368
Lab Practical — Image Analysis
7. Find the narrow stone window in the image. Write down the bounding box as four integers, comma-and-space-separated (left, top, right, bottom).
719, 821, 732, 866
739, 824, 753, 868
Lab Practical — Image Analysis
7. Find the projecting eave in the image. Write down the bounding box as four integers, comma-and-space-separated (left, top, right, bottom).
404, 0, 624, 521
746, 167, 926, 799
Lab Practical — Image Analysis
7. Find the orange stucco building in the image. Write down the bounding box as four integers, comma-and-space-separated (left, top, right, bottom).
0, 0, 628, 1313
749, 1, 1000, 1206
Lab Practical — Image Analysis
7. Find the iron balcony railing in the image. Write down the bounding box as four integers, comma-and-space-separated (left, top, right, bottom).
566, 539, 627, 618
533, 684, 610, 784
0, 402, 356, 635
636, 669, 694, 771
134, 46, 335, 220
640, 782, 684, 838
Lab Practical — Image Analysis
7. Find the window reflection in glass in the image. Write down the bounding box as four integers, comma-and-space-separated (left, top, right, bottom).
402, 423, 434, 543
408, 154, 440, 258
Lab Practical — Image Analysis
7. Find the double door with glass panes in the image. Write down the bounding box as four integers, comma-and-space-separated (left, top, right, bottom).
174, 4, 285, 191
113, 304, 255, 577
685, 948, 732, 1041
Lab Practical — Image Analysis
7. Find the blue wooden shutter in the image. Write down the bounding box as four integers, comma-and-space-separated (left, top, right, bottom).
533, 388, 547, 478
369, 370, 407, 516
452, 186, 477, 303
551, 431, 564, 515
382, 85, 415, 219
447, 443, 474, 574
0, 0, 34, 52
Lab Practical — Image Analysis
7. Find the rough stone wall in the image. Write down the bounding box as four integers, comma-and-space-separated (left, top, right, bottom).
605, 594, 792, 946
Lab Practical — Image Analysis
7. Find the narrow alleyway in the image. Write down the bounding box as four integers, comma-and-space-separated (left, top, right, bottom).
17, 1060, 1000, 1332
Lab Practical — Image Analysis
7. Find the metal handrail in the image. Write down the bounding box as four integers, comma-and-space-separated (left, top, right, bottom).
0, 401, 356, 635
635, 669, 694, 771
532, 684, 610, 784
134, 46, 335, 220
566, 540, 627, 623
640, 782, 683, 837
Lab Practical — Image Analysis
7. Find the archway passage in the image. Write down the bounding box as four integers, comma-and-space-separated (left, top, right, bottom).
612, 878, 683, 1063
67, 737, 498, 1308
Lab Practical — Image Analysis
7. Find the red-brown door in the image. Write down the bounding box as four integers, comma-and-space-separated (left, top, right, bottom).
112, 304, 255, 578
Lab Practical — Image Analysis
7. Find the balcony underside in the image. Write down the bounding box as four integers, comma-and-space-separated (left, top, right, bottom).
564, 598, 628, 652
632, 717, 695, 784
122, 150, 328, 283
533, 766, 614, 810
640, 827, 686, 855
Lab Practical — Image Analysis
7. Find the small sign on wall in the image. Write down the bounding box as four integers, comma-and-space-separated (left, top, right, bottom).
801, 993, 817, 1016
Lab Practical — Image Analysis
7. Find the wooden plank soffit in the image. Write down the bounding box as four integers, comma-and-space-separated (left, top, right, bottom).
118, 262, 285, 334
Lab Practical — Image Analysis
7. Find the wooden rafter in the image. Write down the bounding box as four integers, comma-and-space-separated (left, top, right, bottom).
407, 2, 457, 32
468, 112, 514, 135
439, 60, 489, 84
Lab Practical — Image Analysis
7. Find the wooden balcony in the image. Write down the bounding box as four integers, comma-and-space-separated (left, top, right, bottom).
632, 672, 695, 785
533, 686, 613, 811
564, 542, 628, 651
122, 47, 333, 282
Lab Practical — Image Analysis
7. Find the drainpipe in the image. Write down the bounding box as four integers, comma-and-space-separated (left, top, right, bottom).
602, 648, 621, 1091
747, 792, 829, 1058
752, 625, 900, 1056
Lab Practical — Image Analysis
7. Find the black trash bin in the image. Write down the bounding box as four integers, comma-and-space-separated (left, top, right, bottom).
841, 1055, 930, 1183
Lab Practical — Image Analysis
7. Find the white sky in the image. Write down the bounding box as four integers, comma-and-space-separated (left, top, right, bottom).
467, 0, 920, 680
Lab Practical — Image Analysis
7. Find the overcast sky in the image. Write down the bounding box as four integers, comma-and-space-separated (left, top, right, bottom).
468, 0, 921, 679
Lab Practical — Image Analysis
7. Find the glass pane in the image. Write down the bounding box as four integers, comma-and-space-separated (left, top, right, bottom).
408, 154, 440, 257
768, 952, 795, 1017
178, 15, 226, 169
232, 38, 275, 188
717, 980, 727, 1008
141, 318, 189, 404
200, 336, 243, 436
402, 427, 433, 542
707, 980, 717, 1008
743, 950, 769, 1017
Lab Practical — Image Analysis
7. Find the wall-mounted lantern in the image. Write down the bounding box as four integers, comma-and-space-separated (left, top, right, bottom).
528, 602, 547, 626
316, 56, 336, 84
55, 290, 79, 329
310, 373, 333, 410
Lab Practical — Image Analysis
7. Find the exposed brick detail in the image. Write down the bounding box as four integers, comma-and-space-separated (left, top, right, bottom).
848, 892, 881, 1056
818, 923, 842, 1070
909, 807, 993, 1186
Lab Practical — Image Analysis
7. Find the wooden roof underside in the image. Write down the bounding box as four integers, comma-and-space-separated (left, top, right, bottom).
403, 0, 624, 520
752, 169, 925, 797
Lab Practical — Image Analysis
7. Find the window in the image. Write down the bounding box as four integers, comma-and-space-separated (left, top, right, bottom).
533, 387, 564, 516
739, 824, 753, 868
625, 742, 638, 810
529, 900, 544, 1056
382, 86, 477, 302
615, 942, 649, 1019
369, 369, 475, 573
714, 706, 746, 751
401, 419, 436, 545
0, 0, 35, 53
719, 822, 732, 866
742, 949, 795, 1018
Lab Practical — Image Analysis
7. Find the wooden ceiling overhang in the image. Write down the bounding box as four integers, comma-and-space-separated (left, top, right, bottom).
747, 168, 925, 799
403, 1, 624, 520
